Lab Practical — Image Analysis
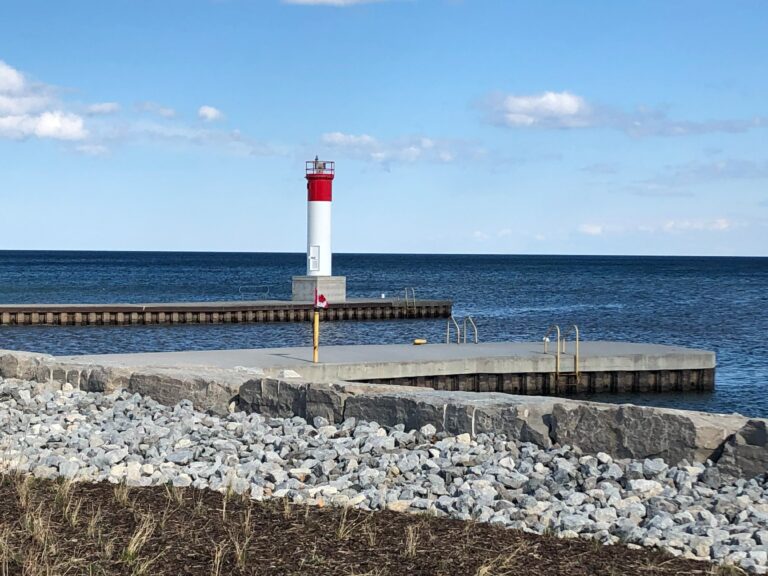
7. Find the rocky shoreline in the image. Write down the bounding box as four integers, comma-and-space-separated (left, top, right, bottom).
1, 377, 767, 574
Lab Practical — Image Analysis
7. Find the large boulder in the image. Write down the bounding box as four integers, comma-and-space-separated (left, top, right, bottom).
551, 401, 746, 465
343, 390, 446, 432
0, 350, 51, 380
239, 377, 308, 418
305, 382, 350, 423
342, 389, 555, 446
717, 419, 768, 479
459, 394, 555, 448
127, 368, 239, 414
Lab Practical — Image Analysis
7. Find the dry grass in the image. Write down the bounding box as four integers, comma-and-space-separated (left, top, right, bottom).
403, 524, 419, 558
114, 482, 131, 507
0, 472, 741, 576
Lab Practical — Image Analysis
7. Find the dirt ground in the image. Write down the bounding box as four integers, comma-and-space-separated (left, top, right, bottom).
0, 473, 744, 575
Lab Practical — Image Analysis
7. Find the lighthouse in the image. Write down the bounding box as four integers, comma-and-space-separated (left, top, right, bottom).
306, 156, 333, 276
292, 157, 347, 302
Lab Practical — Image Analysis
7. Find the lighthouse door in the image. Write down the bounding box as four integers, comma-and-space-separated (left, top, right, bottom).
309, 245, 320, 272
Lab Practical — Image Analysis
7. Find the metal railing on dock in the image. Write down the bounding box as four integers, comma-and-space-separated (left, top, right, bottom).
463, 316, 478, 344
562, 324, 580, 380
404, 288, 416, 315
542, 323, 580, 381
446, 315, 479, 344
446, 316, 461, 344
543, 324, 562, 377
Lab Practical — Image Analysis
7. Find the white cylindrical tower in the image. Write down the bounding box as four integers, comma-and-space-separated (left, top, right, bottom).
305, 157, 335, 276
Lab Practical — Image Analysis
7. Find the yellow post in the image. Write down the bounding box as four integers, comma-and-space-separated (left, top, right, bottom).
313, 310, 320, 363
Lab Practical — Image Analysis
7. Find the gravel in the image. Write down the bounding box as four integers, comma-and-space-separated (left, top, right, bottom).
1, 377, 767, 573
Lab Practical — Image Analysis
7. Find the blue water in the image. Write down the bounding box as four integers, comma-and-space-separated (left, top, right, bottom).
0, 251, 766, 417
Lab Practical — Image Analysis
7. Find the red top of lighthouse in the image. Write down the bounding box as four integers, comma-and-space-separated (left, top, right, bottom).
306, 157, 335, 202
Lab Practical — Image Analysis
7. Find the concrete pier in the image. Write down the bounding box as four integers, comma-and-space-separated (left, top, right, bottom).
5, 343, 753, 477
59, 341, 715, 395
0, 298, 452, 326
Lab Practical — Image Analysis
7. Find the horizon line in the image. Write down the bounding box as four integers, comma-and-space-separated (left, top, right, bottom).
0, 249, 766, 259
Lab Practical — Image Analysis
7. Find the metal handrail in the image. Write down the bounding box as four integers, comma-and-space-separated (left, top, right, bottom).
561, 324, 580, 379
542, 324, 561, 378
463, 316, 478, 344
404, 287, 416, 314
446, 316, 461, 344
406, 287, 416, 306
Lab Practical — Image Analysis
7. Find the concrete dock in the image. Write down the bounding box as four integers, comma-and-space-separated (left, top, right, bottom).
3, 344, 761, 482
61, 341, 715, 395
0, 298, 452, 326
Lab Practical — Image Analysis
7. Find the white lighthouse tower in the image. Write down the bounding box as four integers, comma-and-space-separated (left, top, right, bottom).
292, 157, 347, 302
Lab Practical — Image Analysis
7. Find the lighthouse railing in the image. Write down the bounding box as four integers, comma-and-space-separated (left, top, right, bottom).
306, 160, 335, 175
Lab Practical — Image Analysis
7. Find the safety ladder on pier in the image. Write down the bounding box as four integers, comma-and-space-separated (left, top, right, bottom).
404, 287, 416, 317
446, 315, 478, 344
543, 324, 580, 386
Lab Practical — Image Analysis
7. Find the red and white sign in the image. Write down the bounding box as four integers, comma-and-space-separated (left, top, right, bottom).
314, 289, 328, 309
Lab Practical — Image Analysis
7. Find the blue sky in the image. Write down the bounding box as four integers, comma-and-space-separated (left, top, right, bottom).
1, 0, 766, 255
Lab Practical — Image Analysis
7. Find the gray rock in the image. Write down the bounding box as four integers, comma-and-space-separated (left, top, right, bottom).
552, 402, 746, 464
560, 514, 591, 533
166, 450, 194, 465
717, 420, 768, 480
642, 458, 668, 478
104, 448, 129, 466
701, 466, 722, 488
172, 474, 193, 487
603, 463, 624, 480
58, 460, 80, 478
628, 479, 664, 498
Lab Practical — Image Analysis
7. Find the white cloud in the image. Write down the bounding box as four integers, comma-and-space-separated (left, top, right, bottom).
137, 101, 176, 118
0, 60, 25, 93
0, 111, 87, 140
576, 219, 738, 237
321, 131, 477, 166
34, 111, 87, 140
661, 219, 734, 233
198, 105, 223, 122
322, 131, 377, 147
0, 61, 87, 141
578, 224, 604, 236
647, 159, 768, 189
114, 121, 279, 157
0, 60, 279, 155
486, 90, 766, 137
492, 91, 591, 128
87, 102, 120, 115
0, 93, 52, 115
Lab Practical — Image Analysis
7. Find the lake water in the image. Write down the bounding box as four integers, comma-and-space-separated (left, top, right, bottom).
0, 251, 766, 417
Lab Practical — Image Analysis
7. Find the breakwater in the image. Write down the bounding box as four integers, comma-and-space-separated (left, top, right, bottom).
0, 298, 452, 326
